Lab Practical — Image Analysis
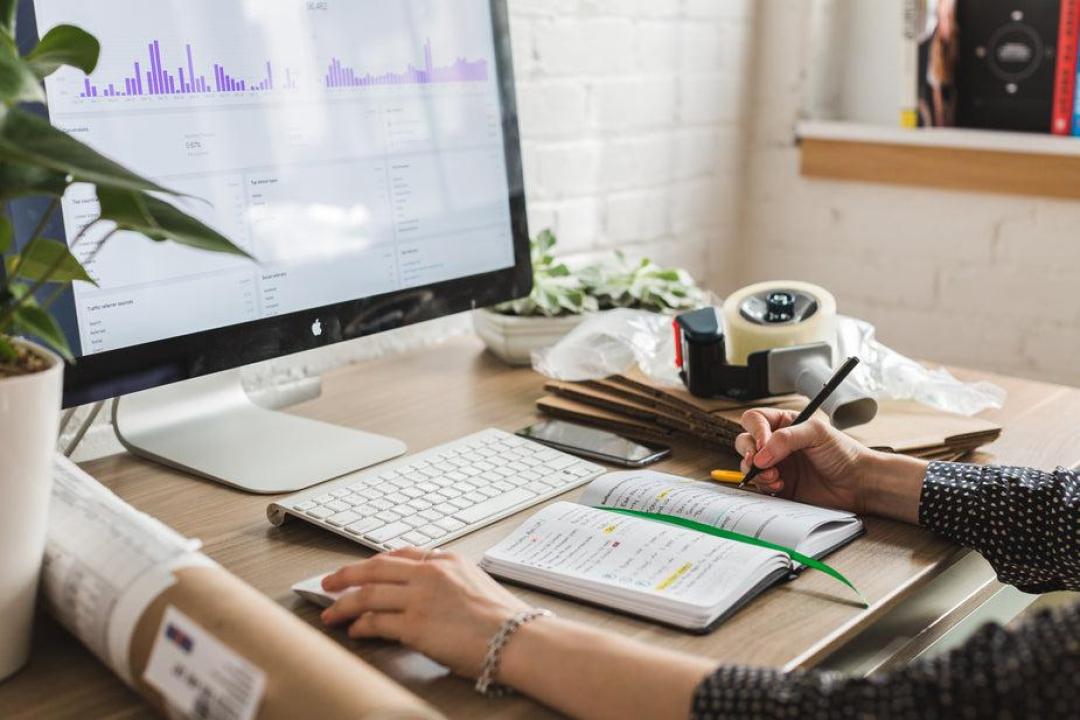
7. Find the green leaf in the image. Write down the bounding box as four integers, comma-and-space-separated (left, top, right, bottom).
6, 238, 96, 285
0, 43, 46, 105
0, 160, 69, 200
96, 188, 252, 258
12, 303, 72, 361
0, 213, 10, 253
25, 24, 99, 79
0, 106, 177, 194
0, 334, 15, 362
0, 0, 16, 34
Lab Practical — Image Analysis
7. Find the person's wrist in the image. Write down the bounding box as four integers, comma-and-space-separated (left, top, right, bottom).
467, 601, 531, 679
860, 450, 927, 524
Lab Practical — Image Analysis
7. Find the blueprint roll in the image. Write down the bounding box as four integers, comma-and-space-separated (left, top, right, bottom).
721, 281, 837, 366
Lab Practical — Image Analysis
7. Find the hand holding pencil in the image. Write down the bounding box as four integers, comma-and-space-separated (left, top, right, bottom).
731, 358, 878, 511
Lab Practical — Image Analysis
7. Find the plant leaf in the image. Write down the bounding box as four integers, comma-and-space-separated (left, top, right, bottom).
0, 334, 15, 362
6, 238, 96, 285
0, 213, 10, 253
0, 0, 15, 33
25, 24, 99, 79
96, 187, 252, 258
0, 42, 46, 105
12, 303, 72, 361
0, 106, 177, 194
0, 160, 70, 199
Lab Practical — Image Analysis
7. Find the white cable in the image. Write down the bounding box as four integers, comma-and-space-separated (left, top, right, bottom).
63, 400, 106, 458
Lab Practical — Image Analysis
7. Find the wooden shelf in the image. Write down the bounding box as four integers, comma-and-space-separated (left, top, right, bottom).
797, 121, 1080, 201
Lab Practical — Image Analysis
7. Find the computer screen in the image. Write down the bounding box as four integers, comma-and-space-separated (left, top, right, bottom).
29, 0, 520, 357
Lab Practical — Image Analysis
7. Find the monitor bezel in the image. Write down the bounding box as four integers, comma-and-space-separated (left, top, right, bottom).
11, 0, 532, 408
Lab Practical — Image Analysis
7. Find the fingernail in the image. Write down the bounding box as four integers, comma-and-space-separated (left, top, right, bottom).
755, 448, 774, 467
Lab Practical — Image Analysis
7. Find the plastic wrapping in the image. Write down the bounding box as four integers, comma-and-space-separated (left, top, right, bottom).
532, 309, 684, 387
532, 309, 1005, 417
834, 315, 1005, 417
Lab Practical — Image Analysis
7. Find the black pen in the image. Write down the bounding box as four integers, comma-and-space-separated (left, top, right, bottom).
739, 356, 861, 489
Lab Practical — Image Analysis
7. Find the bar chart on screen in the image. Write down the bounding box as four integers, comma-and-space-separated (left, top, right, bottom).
35, 0, 496, 113
76, 37, 488, 100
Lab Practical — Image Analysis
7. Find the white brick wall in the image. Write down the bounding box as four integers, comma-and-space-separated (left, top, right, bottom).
732, 0, 1080, 388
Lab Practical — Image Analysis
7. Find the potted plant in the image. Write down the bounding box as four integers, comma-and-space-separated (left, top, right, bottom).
0, 11, 247, 681
474, 229, 708, 365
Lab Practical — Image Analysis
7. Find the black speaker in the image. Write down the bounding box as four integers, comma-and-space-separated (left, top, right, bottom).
956, 0, 1060, 132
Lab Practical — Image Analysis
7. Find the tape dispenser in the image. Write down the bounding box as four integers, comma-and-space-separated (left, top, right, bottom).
674, 281, 878, 429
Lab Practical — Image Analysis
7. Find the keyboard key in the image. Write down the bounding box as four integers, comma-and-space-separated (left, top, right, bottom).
454, 488, 536, 525
493, 480, 514, 492
386, 492, 409, 505
324, 500, 349, 513
450, 497, 473, 510
465, 491, 488, 503
477, 485, 501, 498
440, 487, 462, 499
419, 508, 443, 522
417, 482, 438, 493
384, 538, 411, 551
366, 522, 411, 544
376, 510, 402, 523
547, 455, 578, 470
327, 511, 360, 527
402, 516, 427, 529
346, 517, 383, 535
378, 470, 400, 481
313, 494, 334, 504
305, 507, 333, 520
402, 531, 432, 546
420, 524, 447, 539
407, 498, 433, 511
400, 486, 424, 499
435, 517, 466, 533
369, 499, 393, 511
292, 501, 315, 511
434, 502, 458, 515
330, 488, 351, 498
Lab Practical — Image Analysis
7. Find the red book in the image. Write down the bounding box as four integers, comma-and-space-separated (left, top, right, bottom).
1052, 0, 1080, 135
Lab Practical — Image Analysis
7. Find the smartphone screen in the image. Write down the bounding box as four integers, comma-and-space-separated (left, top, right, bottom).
517, 420, 671, 467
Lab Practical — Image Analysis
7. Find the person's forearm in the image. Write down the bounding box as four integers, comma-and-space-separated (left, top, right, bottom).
862, 451, 927, 524
497, 616, 715, 720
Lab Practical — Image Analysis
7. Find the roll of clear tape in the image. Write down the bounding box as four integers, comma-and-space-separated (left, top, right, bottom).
721, 281, 837, 365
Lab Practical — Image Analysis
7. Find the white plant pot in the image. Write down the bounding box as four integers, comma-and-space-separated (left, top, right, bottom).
0, 340, 62, 682
472, 308, 591, 366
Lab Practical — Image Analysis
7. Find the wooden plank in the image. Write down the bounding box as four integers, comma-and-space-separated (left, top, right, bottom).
800, 136, 1080, 200
4, 336, 1080, 719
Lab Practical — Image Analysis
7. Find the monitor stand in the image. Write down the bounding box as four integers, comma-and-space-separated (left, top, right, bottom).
112, 369, 407, 495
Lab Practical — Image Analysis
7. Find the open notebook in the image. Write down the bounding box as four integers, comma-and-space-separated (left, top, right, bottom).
480, 471, 863, 632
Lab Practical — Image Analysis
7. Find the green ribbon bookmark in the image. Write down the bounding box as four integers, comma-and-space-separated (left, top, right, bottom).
598, 507, 868, 608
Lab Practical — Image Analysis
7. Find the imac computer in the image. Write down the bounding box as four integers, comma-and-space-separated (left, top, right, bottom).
12, 0, 531, 493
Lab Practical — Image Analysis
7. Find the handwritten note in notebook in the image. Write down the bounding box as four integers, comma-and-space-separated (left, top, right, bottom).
481, 471, 863, 631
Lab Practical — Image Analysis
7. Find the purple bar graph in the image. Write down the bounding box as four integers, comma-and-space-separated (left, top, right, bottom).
78, 37, 487, 99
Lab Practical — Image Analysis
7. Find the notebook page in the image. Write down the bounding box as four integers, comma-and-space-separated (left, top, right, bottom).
482, 502, 784, 610
580, 471, 856, 550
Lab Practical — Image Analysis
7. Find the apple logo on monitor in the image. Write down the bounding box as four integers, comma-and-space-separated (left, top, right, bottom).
311, 319, 323, 337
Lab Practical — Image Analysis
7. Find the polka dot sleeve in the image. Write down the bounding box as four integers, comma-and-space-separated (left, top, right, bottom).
690, 462, 1080, 719
918, 461, 1080, 593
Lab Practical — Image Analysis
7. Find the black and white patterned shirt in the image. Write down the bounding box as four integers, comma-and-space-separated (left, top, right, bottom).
692, 462, 1080, 719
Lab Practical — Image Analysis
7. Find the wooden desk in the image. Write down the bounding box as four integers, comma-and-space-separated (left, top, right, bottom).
5, 336, 1080, 719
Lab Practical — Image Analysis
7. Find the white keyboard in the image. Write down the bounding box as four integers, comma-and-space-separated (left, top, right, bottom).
267, 428, 605, 552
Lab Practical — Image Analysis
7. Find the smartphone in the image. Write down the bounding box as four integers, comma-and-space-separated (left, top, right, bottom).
516, 420, 671, 468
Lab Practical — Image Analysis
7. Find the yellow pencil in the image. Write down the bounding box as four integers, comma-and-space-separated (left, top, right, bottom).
709, 469, 745, 485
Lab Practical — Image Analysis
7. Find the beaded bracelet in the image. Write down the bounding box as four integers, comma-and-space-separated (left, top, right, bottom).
475, 608, 554, 698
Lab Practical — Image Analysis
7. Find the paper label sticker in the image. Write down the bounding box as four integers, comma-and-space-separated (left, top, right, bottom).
143, 606, 266, 720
